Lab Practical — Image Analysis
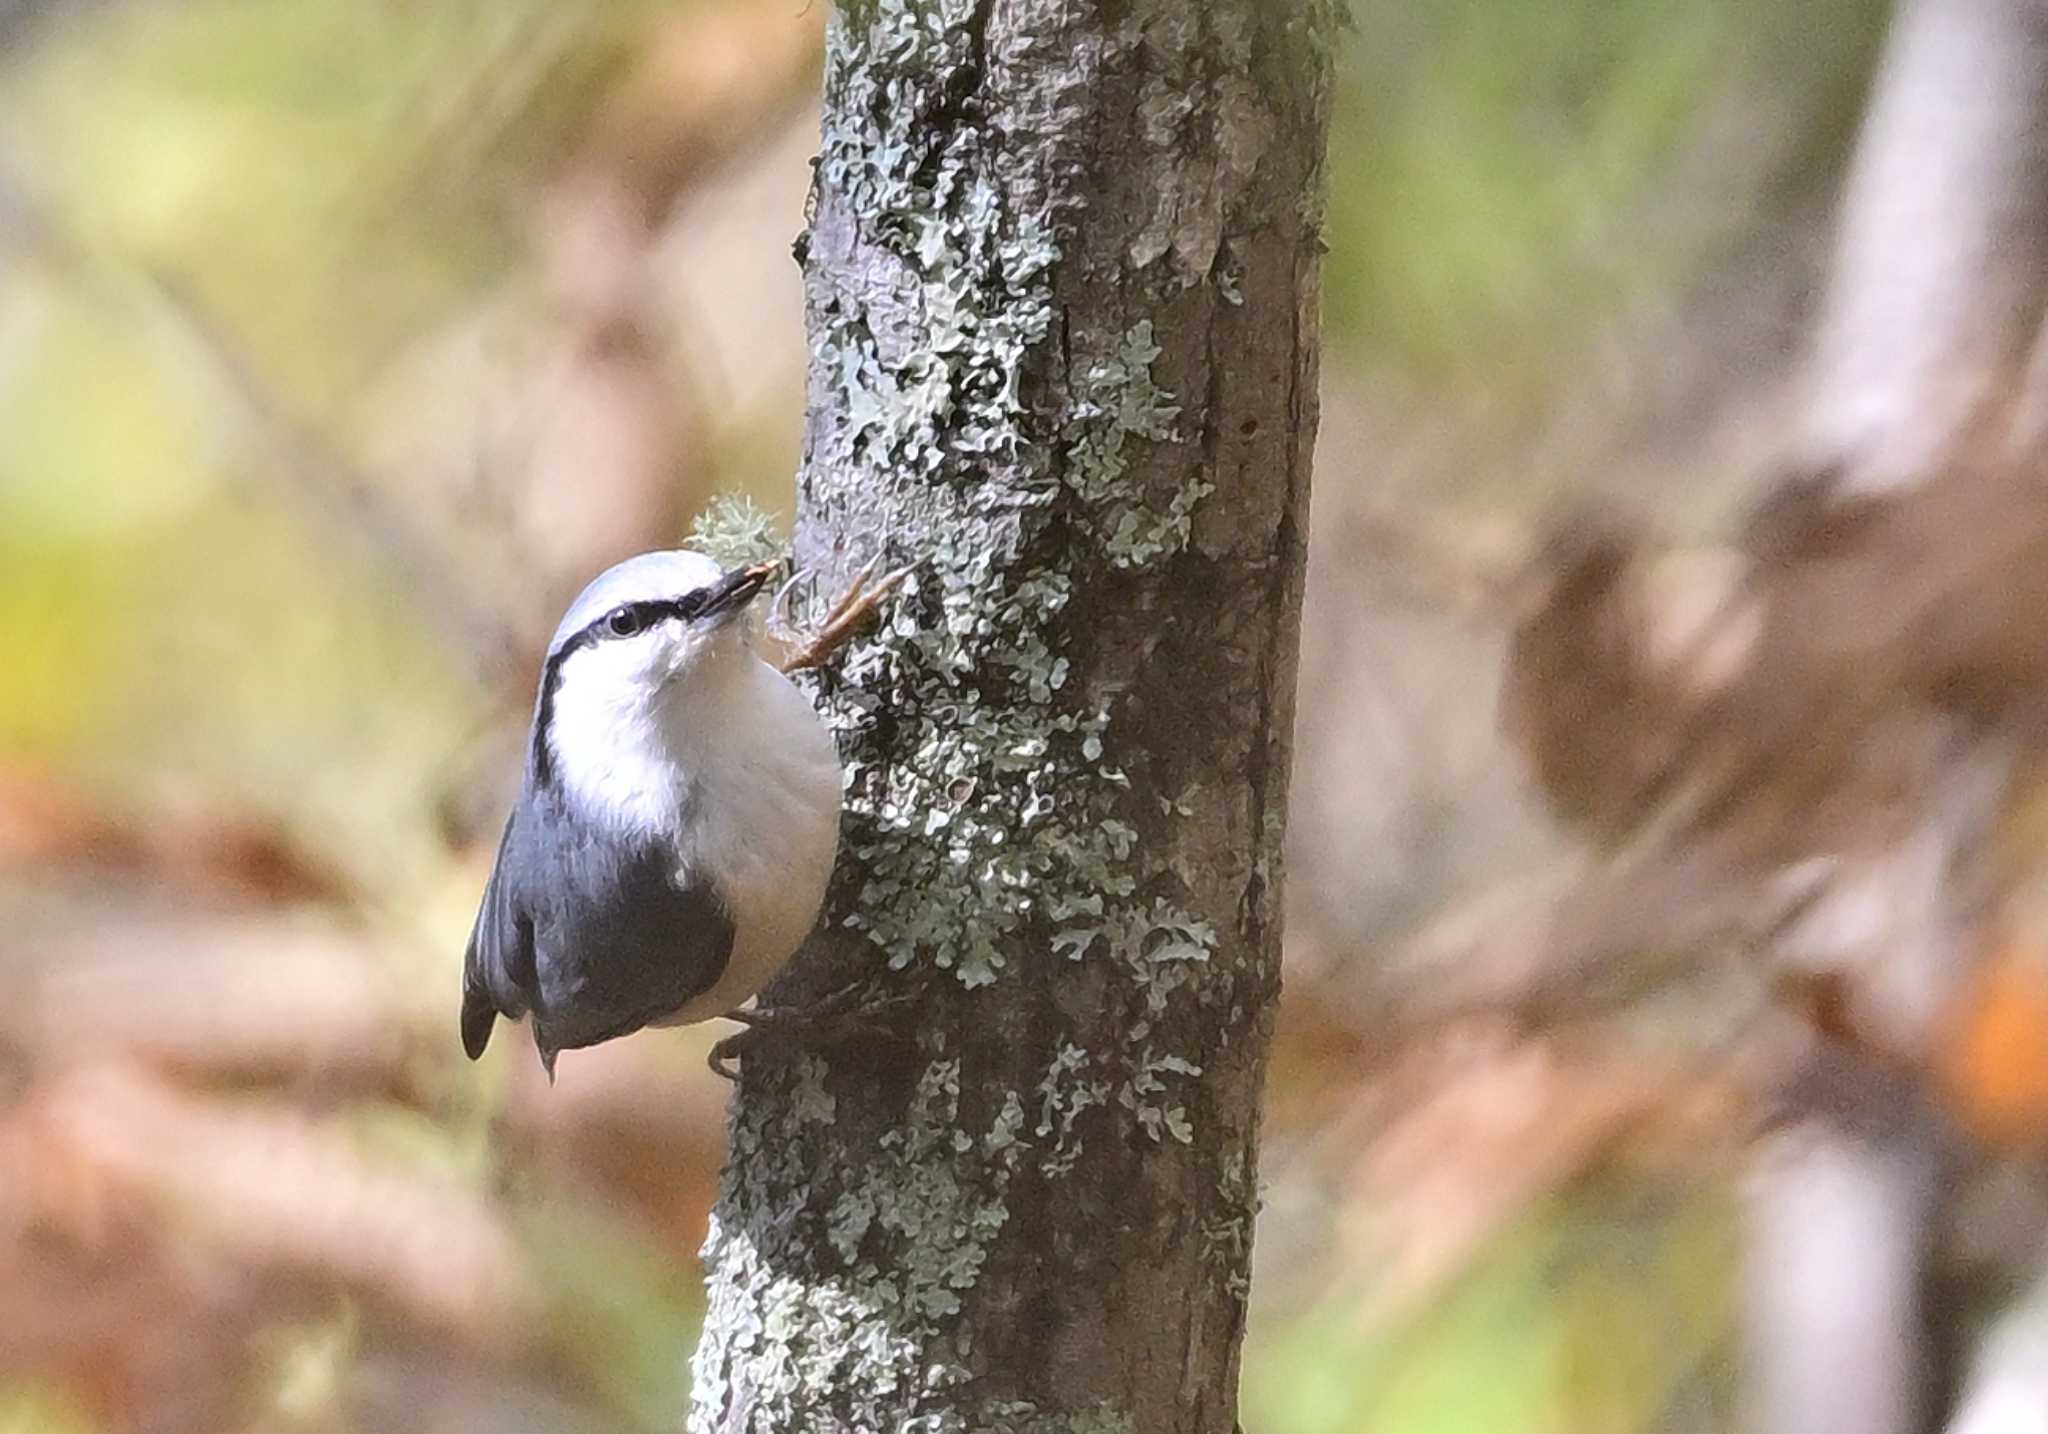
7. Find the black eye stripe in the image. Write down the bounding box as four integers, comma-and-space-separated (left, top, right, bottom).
594, 595, 702, 643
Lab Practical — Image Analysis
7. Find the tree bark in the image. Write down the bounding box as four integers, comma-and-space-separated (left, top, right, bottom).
688, 2, 1333, 1431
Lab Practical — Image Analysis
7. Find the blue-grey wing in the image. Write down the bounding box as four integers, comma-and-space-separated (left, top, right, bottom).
460, 812, 534, 1061
525, 826, 736, 1055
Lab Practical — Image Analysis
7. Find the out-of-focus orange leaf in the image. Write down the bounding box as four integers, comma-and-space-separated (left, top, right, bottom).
0, 762, 143, 868
1939, 944, 2048, 1152
0, 1072, 306, 1430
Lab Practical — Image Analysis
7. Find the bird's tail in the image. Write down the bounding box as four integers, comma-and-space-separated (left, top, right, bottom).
460, 977, 498, 1061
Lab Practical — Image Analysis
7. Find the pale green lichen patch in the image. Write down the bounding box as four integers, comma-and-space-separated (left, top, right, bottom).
1201, 1152, 1259, 1301
1034, 1042, 1110, 1179
686, 491, 787, 568
979, 1402, 1139, 1434
692, 1053, 1033, 1431
1121, 1050, 1201, 1145
788, 1054, 838, 1127
814, 0, 1060, 484
1129, 3, 1274, 283
1063, 321, 1201, 568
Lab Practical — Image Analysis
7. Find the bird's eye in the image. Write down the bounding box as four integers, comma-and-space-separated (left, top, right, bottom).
606, 607, 645, 638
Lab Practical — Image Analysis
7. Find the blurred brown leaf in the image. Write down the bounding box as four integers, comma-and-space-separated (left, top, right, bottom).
497, 1034, 729, 1259
577, 2, 824, 224
16, 916, 430, 1104
4, 1061, 540, 1361
0, 762, 354, 908
1327, 1026, 1756, 1317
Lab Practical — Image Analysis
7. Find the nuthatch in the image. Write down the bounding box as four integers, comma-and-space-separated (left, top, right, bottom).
460, 549, 867, 1080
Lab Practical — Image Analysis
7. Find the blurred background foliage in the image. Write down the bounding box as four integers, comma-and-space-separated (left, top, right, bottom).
0, 0, 1897, 1429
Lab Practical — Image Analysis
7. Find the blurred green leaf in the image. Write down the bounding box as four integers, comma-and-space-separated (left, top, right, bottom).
1326, 0, 1887, 385
0, 0, 662, 401
514, 1198, 706, 1434
1243, 1186, 1739, 1434
0, 1384, 98, 1434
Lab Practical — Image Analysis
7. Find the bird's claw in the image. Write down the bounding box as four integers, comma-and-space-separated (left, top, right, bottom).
775, 552, 917, 675
768, 563, 808, 638
706, 1026, 759, 1083
706, 984, 917, 1081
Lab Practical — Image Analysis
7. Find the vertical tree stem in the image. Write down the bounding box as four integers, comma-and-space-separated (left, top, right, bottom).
689, 2, 1335, 1430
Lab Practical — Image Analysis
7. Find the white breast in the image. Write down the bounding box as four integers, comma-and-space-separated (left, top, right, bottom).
663, 657, 842, 1022
550, 644, 843, 1024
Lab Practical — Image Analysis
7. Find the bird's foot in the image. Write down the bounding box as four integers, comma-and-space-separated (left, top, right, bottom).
707, 982, 916, 1081
770, 552, 916, 675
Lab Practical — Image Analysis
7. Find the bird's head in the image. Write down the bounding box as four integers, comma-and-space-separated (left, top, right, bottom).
533, 550, 778, 778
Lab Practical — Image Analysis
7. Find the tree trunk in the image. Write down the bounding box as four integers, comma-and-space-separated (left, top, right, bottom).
688, 2, 1334, 1430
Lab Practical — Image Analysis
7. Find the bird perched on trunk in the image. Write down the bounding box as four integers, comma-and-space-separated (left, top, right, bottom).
459, 547, 904, 1079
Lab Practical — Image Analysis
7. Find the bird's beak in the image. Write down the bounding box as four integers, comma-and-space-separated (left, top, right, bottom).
699, 561, 779, 625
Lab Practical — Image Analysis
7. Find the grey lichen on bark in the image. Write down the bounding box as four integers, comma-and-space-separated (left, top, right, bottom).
688, 2, 1335, 1431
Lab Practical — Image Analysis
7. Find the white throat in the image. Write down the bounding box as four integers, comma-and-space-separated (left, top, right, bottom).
545, 640, 743, 836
